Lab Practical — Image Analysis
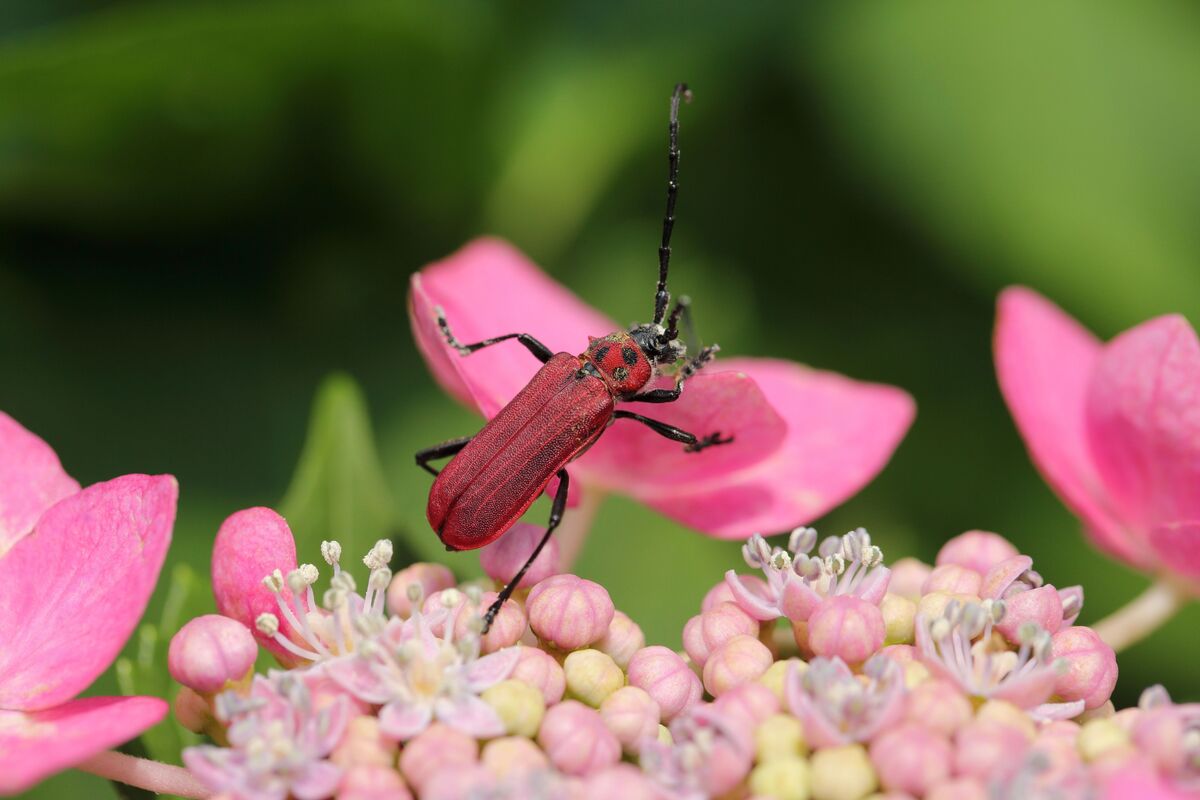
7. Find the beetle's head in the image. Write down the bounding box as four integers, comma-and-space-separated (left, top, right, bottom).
629, 322, 687, 366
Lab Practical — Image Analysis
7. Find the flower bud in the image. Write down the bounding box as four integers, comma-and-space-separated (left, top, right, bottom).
993, 585, 1064, 643
810, 744, 878, 800
538, 700, 621, 777
1050, 626, 1117, 710
936, 530, 1019, 576
755, 713, 807, 762
626, 646, 702, 722
454, 590, 527, 653
168, 614, 258, 695
683, 601, 758, 668
173, 685, 211, 733
527, 574, 614, 651
807, 596, 885, 664
703, 573, 770, 611
953, 719, 1029, 782
923, 564, 983, 596
510, 644, 566, 705
925, 777, 988, 800
904, 679, 972, 737
479, 523, 561, 589
887, 558, 932, 601
584, 763, 659, 800
398, 723, 478, 793
975, 700, 1035, 740
338, 765, 413, 800
869, 723, 952, 796
421, 765, 492, 800
758, 658, 795, 703
713, 681, 780, 729
916, 591, 979, 621
386, 562, 455, 618
600, 686, 660, 753
881, 593, 916, 645
481, 736, 550, 781
1077, 718, 1131, 763
702, 634, 773, 696
481, 679, 546, 738
564, 649, 625, 707
332, 715, 397, 768
750, 758, 811, 800
596, 610, 645, 670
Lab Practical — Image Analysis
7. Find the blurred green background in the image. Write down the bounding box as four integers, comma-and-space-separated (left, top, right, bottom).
4, 1, 1199, 796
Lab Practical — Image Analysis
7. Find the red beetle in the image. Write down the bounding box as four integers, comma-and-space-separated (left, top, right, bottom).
416, 84, 731, 627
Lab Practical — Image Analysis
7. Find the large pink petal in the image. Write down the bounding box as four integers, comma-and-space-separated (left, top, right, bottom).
575, 371, 787, 489
1086, 315, 1200, 542
0, 475, 176, 710
0, 412, 80, 557
211, 507, 302, 663
408, 237, 617, 418
625, 358, 914, 539
0, 695, 166, 795
994, 288, 1143, 564
1147, 521, 1200, 582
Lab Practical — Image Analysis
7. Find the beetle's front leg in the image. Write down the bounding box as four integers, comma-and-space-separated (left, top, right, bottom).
415, 435, 473, 477
435, 307, 554, 364
627, 344, 720, 403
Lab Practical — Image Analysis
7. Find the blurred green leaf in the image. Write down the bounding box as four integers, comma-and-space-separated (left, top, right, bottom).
280, 373, 415, 567
803, 0, 1200, 326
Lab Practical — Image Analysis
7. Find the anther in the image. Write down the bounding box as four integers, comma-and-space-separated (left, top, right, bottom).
262, 570, 284, 593
788, 527, 818, 555
256, 613, 280, 636
320, 540, 342, 566
363, 539, 394, 570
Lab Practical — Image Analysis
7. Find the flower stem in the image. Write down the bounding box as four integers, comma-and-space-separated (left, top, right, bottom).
556, 488, 605, 570
76, 751, 208, 799
1092, 580, 1189, 653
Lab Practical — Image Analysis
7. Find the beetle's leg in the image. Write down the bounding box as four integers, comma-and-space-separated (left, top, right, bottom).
415, 435, 473, 477
482, 469, 570, 632
612, 410, 733, 453
435, 307, 553, 363
627, 344, 720, 403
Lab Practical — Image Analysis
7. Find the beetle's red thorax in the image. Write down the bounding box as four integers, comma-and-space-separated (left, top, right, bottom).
581, 331, 653, 397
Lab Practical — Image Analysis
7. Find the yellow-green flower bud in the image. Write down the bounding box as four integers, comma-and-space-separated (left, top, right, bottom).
758, 658, 799, 703
482, 679, 546, 738
976, 700, 1035, 740
1078, 718, 1131, 763
564, 648, 625, 707
656, 724, 672, 746
881, 593, 916, 646
755, 713, 808, 763
750, 756, 811, 800
811, 744, 877, 800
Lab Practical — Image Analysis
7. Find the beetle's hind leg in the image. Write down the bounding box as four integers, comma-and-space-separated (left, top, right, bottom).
612, 410, 733, 453
482, 468, 570, 632
415, 435, 474, 477
435, 307, 554, 364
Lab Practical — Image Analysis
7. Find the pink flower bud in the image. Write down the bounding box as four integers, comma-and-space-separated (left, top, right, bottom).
453, 590, 527, 653
700, 711, 755, 796
538, 700, 621, 777
600, 686, 660, 753
386, 562, 455, 618
332, 716, 398, 769
479, 523, 561, 589
596, 610, 645, 670
936, 531, 1019, 576
1050, 626, 1117, 710
807, 596, 886, 664
510, 644, 566, 705
702, 634, 774, 697
626, 646, 702, 723
887, 558, 932, 601
1132, 705, 1188, 775
584, 764, 659, 800
422, 765, 492, 800
922, 564, 983, 596
338, 765, 413, 800
398, 723, 478, 793
994, 585, 1064, 643
925, 777, 988, 800
869, 723, 953, 796
527, 574, 614, 651
684, 601, 759, 668
880, 643, 917, 663
168, 614, 258, 694
703, 573, 771, 611
481, 736, 550, 781
953, 720, 1029, 782
904, 679, 972, 737
712, 681, 780, 729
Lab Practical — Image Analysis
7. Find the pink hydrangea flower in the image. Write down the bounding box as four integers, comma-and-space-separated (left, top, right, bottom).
640, 703, 753, 799
784, 655, 906, 747
184, 674, 349, 800
980, 554, 1082, 643
995, 287, 1200, 584
0, 412, 177, 794
409, 238, 914, 539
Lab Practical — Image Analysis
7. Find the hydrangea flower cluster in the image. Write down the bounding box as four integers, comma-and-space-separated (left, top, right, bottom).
170, 514, 1197, 800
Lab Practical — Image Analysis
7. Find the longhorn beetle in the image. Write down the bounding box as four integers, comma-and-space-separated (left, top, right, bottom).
417, 83, 731, 630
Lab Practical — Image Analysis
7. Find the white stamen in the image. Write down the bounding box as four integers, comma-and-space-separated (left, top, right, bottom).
256, 613, 280, 636
363, 540, 393, 570
320, 540, 342, 566
262, 570, 284, 593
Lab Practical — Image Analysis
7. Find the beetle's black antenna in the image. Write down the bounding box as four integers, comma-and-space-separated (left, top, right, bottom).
653, 82, 692, 327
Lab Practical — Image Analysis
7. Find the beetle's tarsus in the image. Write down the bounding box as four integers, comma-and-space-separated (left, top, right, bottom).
685, 432, 733, 453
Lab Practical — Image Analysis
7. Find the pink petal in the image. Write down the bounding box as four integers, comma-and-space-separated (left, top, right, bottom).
990, 667, 1058, 709
0, 412, 80, 557
0, 696, 166, 795
464, 646, 521, 692
1028, 700, 1085, 722
434, 694, 506, 739
856, 566, 892, 605
981, 555, 1033, 600
0, 474, 176, 710
1086, 315, 1200, 540
779, 577, 824, 623
211, 507, 301, 663
292, 761, 342, 800
325, 657, 391, 705
1058, 585, 1085, 626
379, 701, 434, 741
1147, 521, 1200, 580
576, 371, 786, 490
627, 358, 914, 538
723, 569, 781, 621
994, 287, 1143, 564
408, 237, 617, 418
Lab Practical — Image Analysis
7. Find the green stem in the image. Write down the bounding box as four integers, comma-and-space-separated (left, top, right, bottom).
1092, 580, 1189, 653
